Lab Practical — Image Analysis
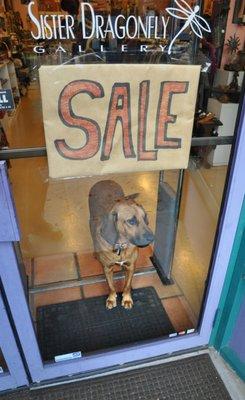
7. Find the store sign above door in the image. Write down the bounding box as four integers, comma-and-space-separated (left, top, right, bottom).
40, 64, 200, 179
28, 1, 211, 55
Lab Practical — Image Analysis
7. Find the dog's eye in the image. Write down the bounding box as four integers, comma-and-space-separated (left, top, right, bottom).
127, 216, 138, 226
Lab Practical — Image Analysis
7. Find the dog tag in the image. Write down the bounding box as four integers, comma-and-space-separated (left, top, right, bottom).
54, 351, 82, 363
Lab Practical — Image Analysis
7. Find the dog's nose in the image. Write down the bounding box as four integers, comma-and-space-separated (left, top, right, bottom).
143, 232, 154, 243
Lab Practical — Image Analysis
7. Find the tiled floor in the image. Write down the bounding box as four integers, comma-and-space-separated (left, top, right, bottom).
27, 247, 188, 333
34, 253, 78, 285
5, 84, 228, 349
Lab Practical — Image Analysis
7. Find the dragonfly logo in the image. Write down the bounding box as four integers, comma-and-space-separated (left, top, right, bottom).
166, 0, 211, 55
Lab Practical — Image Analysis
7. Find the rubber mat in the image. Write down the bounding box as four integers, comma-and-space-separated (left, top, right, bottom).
37, 287, 174, 361
0, 354, 232, 399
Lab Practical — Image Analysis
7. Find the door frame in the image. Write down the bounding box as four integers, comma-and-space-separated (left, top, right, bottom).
0, 161, 28, 391
0, 98, 244, 384
0, 294, 28, 391
210, 198, 245, 380
0, 292, 29, 391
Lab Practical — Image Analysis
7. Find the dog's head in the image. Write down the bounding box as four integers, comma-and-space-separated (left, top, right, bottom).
101, 194, 154, 248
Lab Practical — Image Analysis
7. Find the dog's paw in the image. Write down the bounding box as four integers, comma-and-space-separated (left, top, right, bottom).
106, 296, 117, 310
122, 294, 133, 309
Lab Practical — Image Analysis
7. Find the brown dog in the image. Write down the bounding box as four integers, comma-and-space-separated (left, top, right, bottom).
89, 180, 154, 310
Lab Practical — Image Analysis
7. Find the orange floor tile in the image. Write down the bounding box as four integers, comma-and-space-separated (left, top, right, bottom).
34, 253, 78, 285
33, 288, 82, 315
83, 280, 125, 298
132, 272, 181, 299
78, 253, 106, 278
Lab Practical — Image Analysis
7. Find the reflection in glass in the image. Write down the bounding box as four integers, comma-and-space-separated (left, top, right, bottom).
0, 350, 8, 373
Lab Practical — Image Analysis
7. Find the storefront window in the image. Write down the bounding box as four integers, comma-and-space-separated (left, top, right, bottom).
0, 0, 243, 364
1, 1, 241, 149
8, 156, 227, 360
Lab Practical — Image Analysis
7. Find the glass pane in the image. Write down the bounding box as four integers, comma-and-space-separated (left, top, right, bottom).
10, 152, 228, 361
2, 0, 237, 365
2, 0, 233, 149
173, 162, 227, 320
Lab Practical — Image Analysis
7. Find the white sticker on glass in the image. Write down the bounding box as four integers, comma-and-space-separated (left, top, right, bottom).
54, 352, 82, 363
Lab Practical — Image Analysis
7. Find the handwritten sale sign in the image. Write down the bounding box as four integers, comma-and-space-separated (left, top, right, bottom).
39, 64, 200, 179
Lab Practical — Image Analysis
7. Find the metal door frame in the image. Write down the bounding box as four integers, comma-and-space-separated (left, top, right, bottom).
0, 294, 28, 391
0, 162, 29, 391
0, 97, 244, 383
0, 295, 29, 391
0, 295, 29, 392
0, 162, 28, 390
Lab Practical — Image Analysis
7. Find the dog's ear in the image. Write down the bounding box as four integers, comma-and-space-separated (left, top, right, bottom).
101, 212, 118, 245
144, 213, 149, 225
124, 193, 139, 201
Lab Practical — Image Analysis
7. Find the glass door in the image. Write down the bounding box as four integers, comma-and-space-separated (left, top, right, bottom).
1, 115, 244, 382
0, 0, 244, 385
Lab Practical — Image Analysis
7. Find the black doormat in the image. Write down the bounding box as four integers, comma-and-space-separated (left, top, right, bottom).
0, 354, 232, 399
37, 287, 174, 361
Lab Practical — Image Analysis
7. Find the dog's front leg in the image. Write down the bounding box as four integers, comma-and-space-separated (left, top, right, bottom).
122, 264, 136, 309
104, 265, 117, 309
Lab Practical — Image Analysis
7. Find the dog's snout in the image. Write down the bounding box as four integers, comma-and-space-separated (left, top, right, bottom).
131, 230, 154, 247
143, 232, 155, 243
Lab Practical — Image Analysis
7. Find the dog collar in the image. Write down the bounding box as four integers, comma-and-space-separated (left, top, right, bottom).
114, 243, 128, 256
